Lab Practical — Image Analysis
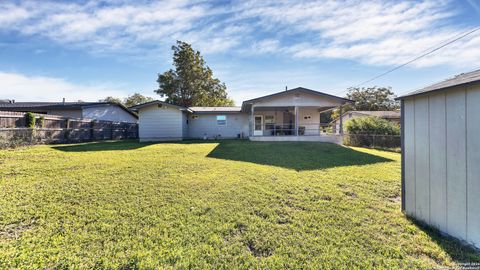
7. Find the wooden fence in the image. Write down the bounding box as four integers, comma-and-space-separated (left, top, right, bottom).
0, 111, 138, 147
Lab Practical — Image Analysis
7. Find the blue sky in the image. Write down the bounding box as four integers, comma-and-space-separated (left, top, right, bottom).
0, 0, 479, 105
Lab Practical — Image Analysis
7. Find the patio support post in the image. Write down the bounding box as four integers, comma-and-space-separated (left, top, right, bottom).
339, 105, 343, 135
294, 106, 299, 136
250, 105, 254, 136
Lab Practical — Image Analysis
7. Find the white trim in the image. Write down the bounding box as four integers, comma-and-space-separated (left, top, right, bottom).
253, 115, 263, 136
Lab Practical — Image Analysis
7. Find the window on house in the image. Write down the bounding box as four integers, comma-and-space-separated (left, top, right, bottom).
217, 115, 226, 126
264, 115, 275, 124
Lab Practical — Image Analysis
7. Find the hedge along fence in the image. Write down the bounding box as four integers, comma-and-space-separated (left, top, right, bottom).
0, 111, 138, 148
343, 116, 401, 149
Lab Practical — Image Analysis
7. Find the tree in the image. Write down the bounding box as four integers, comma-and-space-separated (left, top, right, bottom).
124, 93, 154, 107
331, 86, 399, 119
155, 41, 234, 107
346, 86, 399, 111
99, 93, 154, 107
100, 96, 123, 104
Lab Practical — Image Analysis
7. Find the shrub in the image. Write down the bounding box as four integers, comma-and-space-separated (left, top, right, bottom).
345, 116, 399, 135
344, 116, 400, 148
25, 112, 36, 129
39, 116, 45, 128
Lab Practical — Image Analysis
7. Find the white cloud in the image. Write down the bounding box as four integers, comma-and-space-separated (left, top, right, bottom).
0, 71, 129, 102
0, 0, 479, 68
233, 0, 480, 68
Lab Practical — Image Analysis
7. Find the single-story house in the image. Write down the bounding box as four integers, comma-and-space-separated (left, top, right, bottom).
130, 87, 352, 142
0, 100, 138, 123
398, 69, 480, 248
331, 110, 401, 134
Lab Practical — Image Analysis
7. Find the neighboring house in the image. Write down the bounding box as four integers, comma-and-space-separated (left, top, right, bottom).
398, 69, 480, 248
331, 110, 401, 134
130, 87, 352, 142
0, 100, 138, 123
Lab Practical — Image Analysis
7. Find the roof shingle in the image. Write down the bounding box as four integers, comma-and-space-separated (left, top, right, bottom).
398, 69, 480, 99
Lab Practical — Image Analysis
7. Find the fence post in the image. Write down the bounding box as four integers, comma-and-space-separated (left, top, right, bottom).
90, 120, 95, 141
110, 122, 114, 140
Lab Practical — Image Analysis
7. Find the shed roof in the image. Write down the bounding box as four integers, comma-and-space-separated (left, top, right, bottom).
397, 69, 480, 99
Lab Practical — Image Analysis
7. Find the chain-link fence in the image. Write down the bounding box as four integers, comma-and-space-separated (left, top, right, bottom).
343, 133, 401, 149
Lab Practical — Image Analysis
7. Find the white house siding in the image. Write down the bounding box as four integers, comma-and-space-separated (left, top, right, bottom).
298, 107, 320, 135
403, 84, 480, 248
249, 110, 286, 136
252, 91, 342, 107
182, 112, 189, 138
188, 113, 249, 139
83, 105, 137, 123
138, 105, 183, 141
251, 108, 321, 136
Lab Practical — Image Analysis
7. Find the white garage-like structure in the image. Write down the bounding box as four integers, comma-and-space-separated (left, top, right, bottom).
398, 70, 480, 248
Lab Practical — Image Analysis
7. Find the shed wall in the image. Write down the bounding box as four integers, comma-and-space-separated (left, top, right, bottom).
403, 84, 480, 248
138, 105, 183, 141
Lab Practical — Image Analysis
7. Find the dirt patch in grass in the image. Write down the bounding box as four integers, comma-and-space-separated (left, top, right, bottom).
0, 218, 37, 240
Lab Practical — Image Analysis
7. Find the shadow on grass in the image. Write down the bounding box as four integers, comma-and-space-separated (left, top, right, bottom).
52, 140, 155, 152
206, 140, 393, 171
407, 217, 480, 263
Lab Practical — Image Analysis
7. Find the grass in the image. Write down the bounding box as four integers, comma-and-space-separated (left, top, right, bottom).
0, 140, 478, 269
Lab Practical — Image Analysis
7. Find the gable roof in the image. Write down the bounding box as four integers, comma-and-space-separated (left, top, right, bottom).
397, 69, 480, 99
129, 100, 192, 112
0, 101, 138, 118
242, 87, 353, 104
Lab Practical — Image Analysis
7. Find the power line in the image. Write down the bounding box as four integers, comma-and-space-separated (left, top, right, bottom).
333, 26, 480, 96
394, 65, 480, 97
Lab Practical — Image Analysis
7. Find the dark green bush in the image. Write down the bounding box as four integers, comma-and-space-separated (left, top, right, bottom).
39, 116, 45, 128
25, 112, 36, 129
344, 116, 400, 148
345, 116, 400, 135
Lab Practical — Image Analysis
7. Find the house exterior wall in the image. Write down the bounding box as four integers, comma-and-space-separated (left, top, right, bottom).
250, 109, 287, 136
251, 107, 321, 136
188, 113, 249, 139
137, 104, 183, 141
82, 105, 137, 123
182, 112, 189, 138
252, 91, 343, 107
402, 83, 480, 248
298, 107, 320, 135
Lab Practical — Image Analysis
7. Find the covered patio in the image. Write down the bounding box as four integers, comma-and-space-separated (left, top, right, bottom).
241, 87, 352, 142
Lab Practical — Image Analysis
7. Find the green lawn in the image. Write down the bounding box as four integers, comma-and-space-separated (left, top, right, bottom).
0, 140, 478, 269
